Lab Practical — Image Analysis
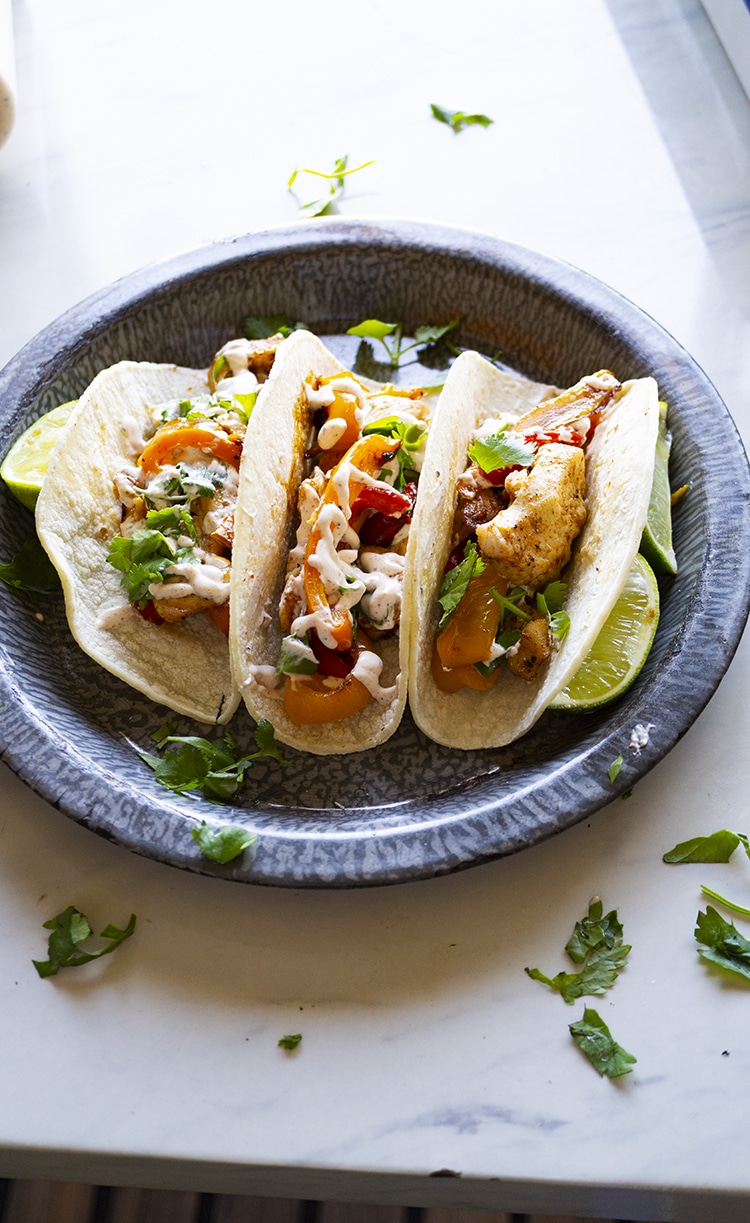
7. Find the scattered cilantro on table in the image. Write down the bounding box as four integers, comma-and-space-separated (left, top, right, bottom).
663, 828, 750, 919
287, 155, 375, 218
33, 906, 136, 978
430, 103, 494, 133
694, 906, 750, 983
525, 898, 630, 1004
278, 1033, 302, 1051
569, 1007, 637, 1078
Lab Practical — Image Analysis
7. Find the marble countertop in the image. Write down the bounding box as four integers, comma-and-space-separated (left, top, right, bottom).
1, 1, 750, 1220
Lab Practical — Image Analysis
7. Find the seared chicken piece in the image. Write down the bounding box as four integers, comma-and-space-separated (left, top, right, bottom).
209, 335, 286, 390
155, 593, 222, 622
476, 443, 586, 588
451, 485, 503, 552
506, 615, 553, 680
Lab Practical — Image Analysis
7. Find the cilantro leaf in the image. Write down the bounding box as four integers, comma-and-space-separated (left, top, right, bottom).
33, 906, 136, 978
468, 431, 536, 473
278, 1033, 302, 1050
347, 319, 399, 342
540, 580, 567, 614
138, 720, 290, 803
0, 537, 61, 594
663, 830, 749, 864
244, 315, 309, 340
608, 755, 624, 784
430, 103, 494, 133
695, 906, 750, 982
569, 1007, 636, 1078
107, 509, 197, 608
362, 416, 428, 487
437, 540, 485, 629
191, 821, 257, 864
288, 155, 375, 218
277, 635, 318, 677
347, 316, 459, 368
526, 941, 630, 1005
526, 897, 630, 1003
565, 897, 623, 964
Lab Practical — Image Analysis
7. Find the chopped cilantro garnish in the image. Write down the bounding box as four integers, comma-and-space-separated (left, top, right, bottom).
608, 755, 624, 784
569, 1007, 636, 1078
244, 315, 310, 340
430, 103, 494, 133
33, 906, 136, 978
191, 820, 257, 864
107, 508, 196, 608
277, 634, 319, 677
0, 536, 61, 595
695, 906, 750, 983
437, 540, 485, 629
137, 720, 290, 803
526, 899, 631, 1005
468, 431, 536, 473
663, 830, 750, 864
362, 416, 427, 487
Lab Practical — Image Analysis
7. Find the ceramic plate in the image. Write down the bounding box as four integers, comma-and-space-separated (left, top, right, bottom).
1, 219, 749, 887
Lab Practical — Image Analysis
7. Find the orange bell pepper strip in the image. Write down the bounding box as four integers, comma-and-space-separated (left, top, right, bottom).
283, 634, 375, 725
431, 643, 500, 693
139, 420, 243, 475
303, 433, 400, 652
436, 563, 508, 669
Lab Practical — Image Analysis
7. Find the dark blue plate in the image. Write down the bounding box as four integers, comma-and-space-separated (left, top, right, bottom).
1, 219, 748, 887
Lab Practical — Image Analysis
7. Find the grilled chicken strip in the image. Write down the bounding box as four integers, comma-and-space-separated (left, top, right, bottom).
476, 442, 586, 588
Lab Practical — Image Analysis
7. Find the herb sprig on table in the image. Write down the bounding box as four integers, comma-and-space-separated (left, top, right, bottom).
663, 829, 750, 977
33, 906, 136, 978
430, 103, 494, 133
526, 898, 636, 1078
288, 155, 375, 218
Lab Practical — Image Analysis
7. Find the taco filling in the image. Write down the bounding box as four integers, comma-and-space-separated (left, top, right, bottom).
274, 371, 429, 726
406, 352, 659, 751
106, 335, 284, 635
432, 370, 620, 693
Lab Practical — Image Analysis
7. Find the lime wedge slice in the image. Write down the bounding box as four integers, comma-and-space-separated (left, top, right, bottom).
550, 554, 660, 711
1, 401, 77, 510
640, 401, 677, 575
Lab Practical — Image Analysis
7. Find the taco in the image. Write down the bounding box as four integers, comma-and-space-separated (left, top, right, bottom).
36, 335, 285, 724
405, 351, 659, 750
230, 330, 435, 754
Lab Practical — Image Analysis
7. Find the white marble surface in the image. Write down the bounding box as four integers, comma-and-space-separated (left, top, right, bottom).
1, 1, 750, 1219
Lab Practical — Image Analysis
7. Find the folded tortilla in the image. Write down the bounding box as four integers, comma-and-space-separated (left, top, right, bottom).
230, 330, 423, 755
36, 360, 241, 724
405, 351, 659, 750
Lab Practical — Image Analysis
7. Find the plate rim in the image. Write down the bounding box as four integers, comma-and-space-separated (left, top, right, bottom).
1, 217, 749, 888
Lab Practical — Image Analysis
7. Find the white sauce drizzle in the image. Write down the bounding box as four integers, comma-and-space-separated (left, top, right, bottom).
351, 649, 398, 704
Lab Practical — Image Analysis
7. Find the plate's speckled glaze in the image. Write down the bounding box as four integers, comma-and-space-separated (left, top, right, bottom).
1, 219, 749, 888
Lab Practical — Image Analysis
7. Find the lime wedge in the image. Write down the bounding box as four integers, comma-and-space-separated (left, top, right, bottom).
640, 401, 677, 575
550, 554, 660, 711
1, 401, 77, 510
